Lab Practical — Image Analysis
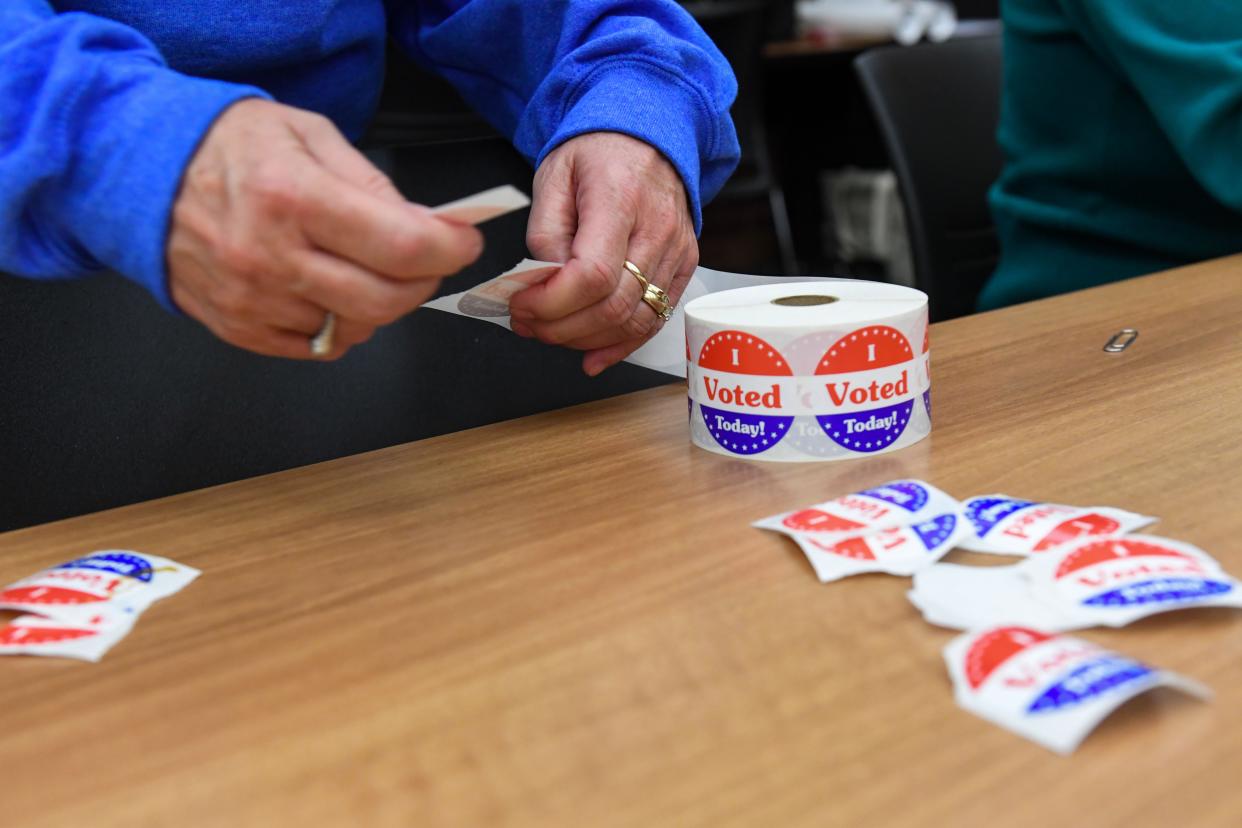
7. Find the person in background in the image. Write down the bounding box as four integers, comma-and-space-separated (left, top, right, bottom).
0, 1, 739, 376
980, 1, 1242, 310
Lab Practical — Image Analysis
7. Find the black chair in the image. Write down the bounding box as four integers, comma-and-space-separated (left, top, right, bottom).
854, 31, 1003, 321
683, 0, 798, 274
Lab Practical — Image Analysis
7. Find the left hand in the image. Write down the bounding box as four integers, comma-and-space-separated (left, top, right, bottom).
510, 132, 698, 376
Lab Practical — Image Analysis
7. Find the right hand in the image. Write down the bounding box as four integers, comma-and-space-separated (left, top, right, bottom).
167, 98, 484, 359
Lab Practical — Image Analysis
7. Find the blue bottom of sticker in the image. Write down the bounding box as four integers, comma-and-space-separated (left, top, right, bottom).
59, 552, 154, 582
912, 514, 958, 551
1027, 657, 1152, 713
817, 400, 913, 452
1083, 577, 1234, 607
699, 404, 791, 455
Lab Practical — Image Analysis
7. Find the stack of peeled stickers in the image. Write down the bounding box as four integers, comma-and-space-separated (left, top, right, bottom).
752, 479, 969, 581
945, 626, 1210, 754
756, 487, 1235, 753
0, 550, 199, 662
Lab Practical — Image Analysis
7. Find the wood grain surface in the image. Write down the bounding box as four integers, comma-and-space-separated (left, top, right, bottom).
2, 256, 1241, 827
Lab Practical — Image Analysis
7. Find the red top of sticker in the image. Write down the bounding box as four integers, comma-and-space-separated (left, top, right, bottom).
1054, 538, 1189, 579
0, 585, 103, 605
1032, 513, 1121, 552
0, 623, 98, 645
698, 331, 792, 376
816, 326, 912, 374
817, 536, 876, 561
781, 509, 866, 533
965, 626, 1052, 689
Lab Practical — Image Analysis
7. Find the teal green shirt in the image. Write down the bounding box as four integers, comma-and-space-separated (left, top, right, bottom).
981, 0, 1242, 310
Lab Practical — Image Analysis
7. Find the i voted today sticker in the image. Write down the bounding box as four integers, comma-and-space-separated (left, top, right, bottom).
960, 496, 1156, 556
814, 325, 915, 453
945, 626, 1209, 754
694, 330, 794, 455
795, 511, 968, 581
0, 550, 200, 623
1021, 535, 1242, 626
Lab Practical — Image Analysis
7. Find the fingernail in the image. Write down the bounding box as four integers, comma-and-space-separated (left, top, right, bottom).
584, 360, 604, 377
511, 321, 533, 338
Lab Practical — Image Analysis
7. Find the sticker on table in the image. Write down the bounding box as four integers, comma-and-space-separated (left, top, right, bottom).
753, 480, 965, 581
0, 550, 200, 623
695, 330, 793, 455
0, 611, 137, 663
960, 496, 1156, 556
1020, 535, 1242, 626
796, 510, 968, 581
814, 325, 915, 452
945, 626, 1209, 754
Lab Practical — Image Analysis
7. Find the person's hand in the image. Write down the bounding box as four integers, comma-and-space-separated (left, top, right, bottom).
512, 132, 698, 376
168, 98, 483, 359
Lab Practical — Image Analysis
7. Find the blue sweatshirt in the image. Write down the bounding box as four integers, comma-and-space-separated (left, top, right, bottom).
0, 1, 739, 309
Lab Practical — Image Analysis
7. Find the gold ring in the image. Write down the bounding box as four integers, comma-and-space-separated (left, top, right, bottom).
310, 311, 336, 357
642, 283, 673, 321
625, 260, 672, 321
623, 259, 648, 290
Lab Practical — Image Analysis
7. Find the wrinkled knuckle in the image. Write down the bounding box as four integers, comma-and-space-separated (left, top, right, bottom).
526, 229, 558, 257
685, 247, 701, 275
622, 313, 655, 341
527, 322, 562, 346
217, 241, 266, 283
212, 284, 256, 318
355, 298, 395, 327
600, 289, 635, 327
361, 169, 397, 198
391, 225, 428, 262
580, 259, 617, 299
216, 315, 253, 345
248, 165, 301, 216
301, 112, 334, 134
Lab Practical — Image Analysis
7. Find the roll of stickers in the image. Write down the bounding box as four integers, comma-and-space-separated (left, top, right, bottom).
685, 281, 930, 461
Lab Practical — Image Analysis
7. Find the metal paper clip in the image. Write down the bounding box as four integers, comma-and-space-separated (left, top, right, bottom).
1103, 328, 1138, 353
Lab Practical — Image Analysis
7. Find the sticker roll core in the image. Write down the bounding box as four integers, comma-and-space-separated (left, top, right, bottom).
685, 280, 931, 462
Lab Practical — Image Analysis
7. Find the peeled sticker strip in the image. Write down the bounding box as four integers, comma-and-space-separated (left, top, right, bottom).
0, 611, 137, 663
945, 626, 1210, 755
430, 184, 531, 225
424, 258, 844, 378
960, 495, 1156, 556
0, 550, 200, 623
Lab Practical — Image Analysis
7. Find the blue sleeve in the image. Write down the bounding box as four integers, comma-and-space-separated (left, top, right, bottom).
0, 3, 269, 308
388, 0, 740, 233
1062, 0, 1242, 212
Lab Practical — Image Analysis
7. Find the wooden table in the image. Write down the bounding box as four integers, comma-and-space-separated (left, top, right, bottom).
3, 257, 1241, 827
